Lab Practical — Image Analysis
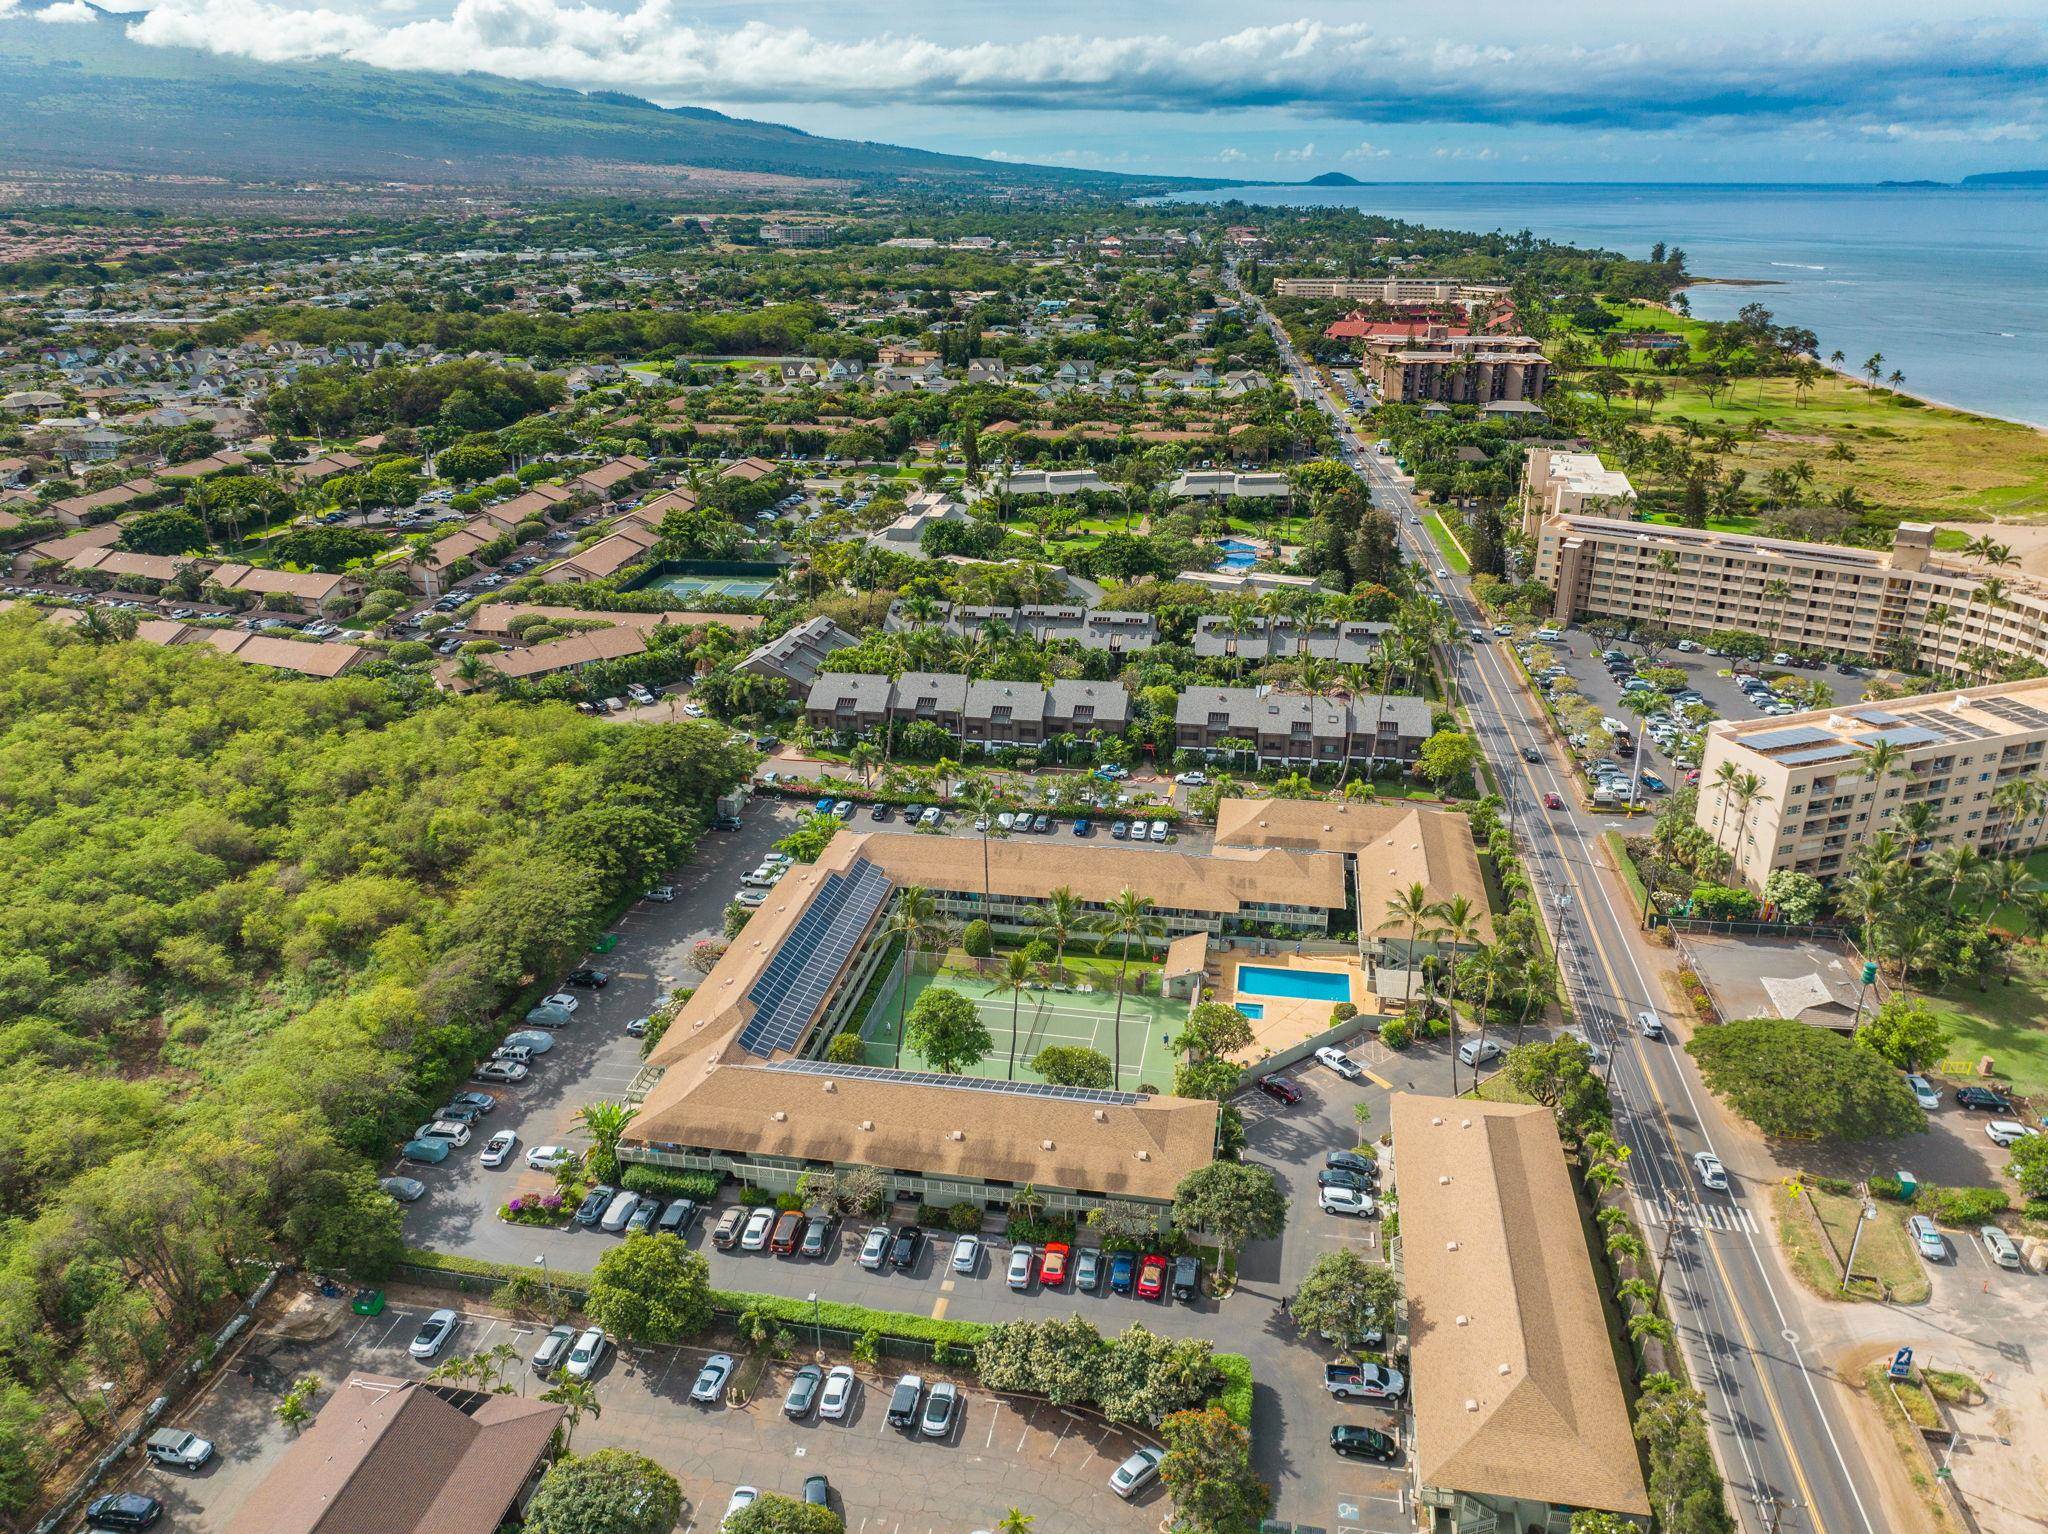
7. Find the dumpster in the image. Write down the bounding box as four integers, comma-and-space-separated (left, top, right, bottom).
593, 933, 619, 954
351, 1289, 385, 1317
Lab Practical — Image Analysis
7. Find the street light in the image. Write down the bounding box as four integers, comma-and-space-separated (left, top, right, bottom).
1840, 1201, 1877, 1294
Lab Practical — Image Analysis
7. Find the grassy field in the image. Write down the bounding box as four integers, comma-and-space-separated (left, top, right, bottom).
1423, 511, 1471, 572
1923, 947, 2048, 1097
1772, 1183, 1931, 1305
1633, 371, 2048, 522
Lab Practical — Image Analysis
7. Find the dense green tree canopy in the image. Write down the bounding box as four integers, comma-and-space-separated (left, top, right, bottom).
1687, 1017, 1923, 1141
524, 1448, 682, 1534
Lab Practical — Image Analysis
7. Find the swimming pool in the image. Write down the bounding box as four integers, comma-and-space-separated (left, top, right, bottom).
1235, 964, 1353, 1003
1236, 1001, 1266, 1021
1215, 537, 1259, 571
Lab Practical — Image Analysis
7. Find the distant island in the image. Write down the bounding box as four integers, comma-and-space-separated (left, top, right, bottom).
1961, 169, 2048, 187
1303, 171, 1364, 187
1877, 179, 1948, 188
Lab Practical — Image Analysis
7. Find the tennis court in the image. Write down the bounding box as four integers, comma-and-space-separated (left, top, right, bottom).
643, 572, 779, 599
860, 964, 1184, 1093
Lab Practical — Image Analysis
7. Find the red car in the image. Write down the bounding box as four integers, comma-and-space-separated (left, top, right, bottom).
1255, 1076, 1303, 1105
1542, 791, 1565, 810
1136, 1254, 1168, 1300
1040, 1241, 1070, 1287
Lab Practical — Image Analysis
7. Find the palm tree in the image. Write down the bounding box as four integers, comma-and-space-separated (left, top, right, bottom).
539, 1377, 601, 1452
1427, 894, 1485, 1093
1707, 760, 1743, 841
1027, 885, 1085, 982
882, 886, 949, 1067
1929, 843, 1985, 907
961, 779, 1009, 905
985, 949, 1038, 1081
1089, 888, 1164, 1091
576, 1100, 634, 1183
1856, 738, 1904, 817
1760, 577, 1791, 657
1376, 882, 1434, 1000
1297, 655, 1334, 778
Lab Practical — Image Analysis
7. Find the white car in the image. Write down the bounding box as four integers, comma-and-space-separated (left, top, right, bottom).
1986, 1120, 2039, 1148
735, 890, 767, 908
721, 1486, 758, 1530
526, 1144, 573, 1171
1007, 1244, 1035, 1290
859, 1226, 891, 1269
643, 885, 677, 903
409, 1308, 458, 1360
1110, 1446, 1165, 1499
541, 992, 580, 1013
479, 1130, 517, 1167
413, 1119, 471, 1148
1174, 770, 1208, 786
563, 1326, 607, 1381
1905, 1073, 1941, 1111
739, 1206, 776, 1251
682, 702, 707, 718
1319, 1185, 1376, 1217
740, 866, 782, 889
693, 1354, 735, 1404
819, 1363, 857, 1420
1635, 1010, 1665, 1040
1692, 1151, 1729, 1191
1456, 1038, 1503, 1068
472, 1060, 528, 1084
1315, 1046, 1363, 1080
1435, 567, 1450, 579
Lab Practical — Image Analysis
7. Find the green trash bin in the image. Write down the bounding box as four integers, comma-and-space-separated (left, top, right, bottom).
1895, 1169, 1918, 1201
593, 933, 618, 954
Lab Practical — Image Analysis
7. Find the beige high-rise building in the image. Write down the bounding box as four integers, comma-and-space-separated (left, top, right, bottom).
1698, 678, 2048, 889
1272, 276, 1509, 305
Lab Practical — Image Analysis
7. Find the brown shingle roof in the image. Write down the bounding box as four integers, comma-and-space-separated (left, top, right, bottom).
1390, 1095, 1651, 1517
201, 629, 369, 677
550, 524, 658, 581
470, 602, 760, 636
224, 1372, 561, 1534
208, 563, 350, 601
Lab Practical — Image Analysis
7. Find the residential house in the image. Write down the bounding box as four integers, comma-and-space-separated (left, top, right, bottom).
1174, 686, 1432, 767
886, 602, 1157, 654
208, 563, 358, 613
436, 624, 648, 692
1192, 615, 1389, 665
571, 454, 649, 500
541, 523, 659, 584
867, 489, 968, 553
736, 615, 859, 693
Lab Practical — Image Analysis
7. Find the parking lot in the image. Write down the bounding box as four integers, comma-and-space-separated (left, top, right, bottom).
107, 1287, 1165, 1534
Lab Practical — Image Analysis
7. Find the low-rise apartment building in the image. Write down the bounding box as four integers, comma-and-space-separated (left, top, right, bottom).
737, 615, 859, 694
1361, 327, 1550, 406
1698, 677, 2048, 888
1191, 615, 1389, 665
1526, 486, 2048, 676
805, 670, 1129, 745
1175, 686, 1432, 767
885, 602, 1157, 653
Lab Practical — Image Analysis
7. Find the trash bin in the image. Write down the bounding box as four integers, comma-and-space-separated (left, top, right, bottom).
1894, 1170, 1918, 1201
594, 933, 618, 954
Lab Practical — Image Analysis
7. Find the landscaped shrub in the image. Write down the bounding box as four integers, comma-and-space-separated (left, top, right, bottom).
962, 919, 995, 958
1379, 1017, 1413, 1049
1330, 1001, 1357, 1025
1209, 1352, 1254, 1429
500, 1191, 570, 1227
620, 1165, 723, 1201
947, 1201, 985, 1234
1922, 1185, 2008, 1225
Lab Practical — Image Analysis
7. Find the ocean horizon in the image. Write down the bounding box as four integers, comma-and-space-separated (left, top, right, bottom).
1164, 181, 2048, 431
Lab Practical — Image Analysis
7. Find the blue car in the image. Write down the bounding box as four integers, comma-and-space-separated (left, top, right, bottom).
1109, 1252, 1136, 1295
1072, 818, 1092, 837
814, 796, 834, 813
401, 1137, 450, 1165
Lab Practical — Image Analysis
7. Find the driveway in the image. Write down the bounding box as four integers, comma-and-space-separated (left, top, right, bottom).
104, 1288, 1163, 1534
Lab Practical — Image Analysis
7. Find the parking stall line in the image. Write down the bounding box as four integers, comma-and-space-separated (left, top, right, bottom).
372, 1312, 413, 1350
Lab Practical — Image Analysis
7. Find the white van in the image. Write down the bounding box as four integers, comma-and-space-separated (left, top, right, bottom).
600, 1190, 642, 1234
1536, 626, 1562, 641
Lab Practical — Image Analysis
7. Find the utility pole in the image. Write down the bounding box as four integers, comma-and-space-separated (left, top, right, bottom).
1840, 1199, 1876, 1293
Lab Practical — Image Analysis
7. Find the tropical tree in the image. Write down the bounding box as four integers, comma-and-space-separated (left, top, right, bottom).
1426, 894, 1486, 1091
1376, 882, 1436, 1003
905, 988, 993, 1075
1027, 885, 1085, 981
538, 1376, 601, 1452
1171, 1160, 1286, 1271
1090, 887, 1165, 1090
576, 1099, 633, 1184
985, 948, 1038, 1081
882, 885, 949, 1067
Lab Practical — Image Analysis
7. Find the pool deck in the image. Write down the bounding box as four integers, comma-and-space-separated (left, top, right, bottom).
1216, 951, 1381, 1063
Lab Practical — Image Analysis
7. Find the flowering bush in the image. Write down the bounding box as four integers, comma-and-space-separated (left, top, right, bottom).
691, 939, 729, 972
500, 1190, 571, 1227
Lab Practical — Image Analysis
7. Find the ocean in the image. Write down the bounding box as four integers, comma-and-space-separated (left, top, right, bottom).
1164, 183, 2048, 429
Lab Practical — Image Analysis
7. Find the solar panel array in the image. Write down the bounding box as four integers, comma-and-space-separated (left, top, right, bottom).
1776, 744, 1862, 766
1856, 724, 1945, 748
768, 1057, 1145, 1106
1972, 695, 2048, 731
739, 860, 891, 1057
1744, 725, 1838, 753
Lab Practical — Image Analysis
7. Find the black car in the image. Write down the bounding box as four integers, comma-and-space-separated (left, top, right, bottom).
656, 1198, 699, 1236
1330, 1425, 1400, 1463
889, 1224, 924, 1270
1956, 1086, 2014, 1113
803, 1474, 832, 1509
435, 1100, 487, 1124
1318, 1167, 1369, 1192
1255, 1076, 1303, 1105
800, 1212, 840, 1258
1520, 745, 1542, 762
711, 815, 743, 832
575, 1184, 617, 1226
564, 968, 610, 988
753, 735, 782, 750
85, 1493, 163, 1530
1325, 1151, 1379, 1182
869, 803, 894, 822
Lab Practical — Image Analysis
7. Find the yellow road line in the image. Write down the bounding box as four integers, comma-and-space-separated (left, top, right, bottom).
1360, 1066, 1393, 1089
929, 1295, 949, 1321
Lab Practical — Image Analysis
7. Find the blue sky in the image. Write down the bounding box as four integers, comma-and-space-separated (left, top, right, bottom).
90, 0, 2048, 181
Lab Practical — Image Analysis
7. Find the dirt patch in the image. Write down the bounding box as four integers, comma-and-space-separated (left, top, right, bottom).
1839, 1340, 1965, 1534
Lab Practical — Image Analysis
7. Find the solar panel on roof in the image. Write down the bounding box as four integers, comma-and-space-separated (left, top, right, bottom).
768, 1057, 1144, 1105
739, 861, 891, 1057
1974, 696, 2048, 730
1856, 725, 1944, 747
1744, 725, 1838, 752
1777, 745, 1862, 766
1850, 709, 1903, 726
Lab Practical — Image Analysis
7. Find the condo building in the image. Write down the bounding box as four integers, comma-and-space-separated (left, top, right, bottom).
1274, 276, 1509, 306
1361, 327, 1551, 407
1697, 678, 2048, 888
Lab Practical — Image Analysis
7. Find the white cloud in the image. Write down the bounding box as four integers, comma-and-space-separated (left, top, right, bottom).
1215, 146, 1247, 162
1341, 140, 1390, 159
112, 3, 2048, 143
34, 1, 98, 20
1272, 141, 1317, 162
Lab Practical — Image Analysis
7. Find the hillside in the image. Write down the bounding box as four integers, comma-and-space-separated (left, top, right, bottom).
0, 7, 1189, 191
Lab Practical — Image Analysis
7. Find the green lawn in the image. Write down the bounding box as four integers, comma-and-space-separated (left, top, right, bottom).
1642, 511, 1765, 535
1922, 949, 2048, 1098
1422, 511, 1471, 573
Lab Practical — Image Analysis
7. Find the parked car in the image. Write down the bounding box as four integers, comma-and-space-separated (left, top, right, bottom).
712, 1207, 747, 1249
1325, 1150, 1378, 1180
601, 1190, 643, 1233
769, 1209, 805, 1254
1109, 1445, 1165, 1499
1041, 1241, 1071, 1287
643, 885, 676, 903
532, 1322, 577, 1373
84, 1493, 163, 1530
920, 1380, 959, 1438
379, 1176, 426, 1202
526, 1144, 573, 1172
1330, 1425, 1400, 1462
721, 1487, 757, 1531
564, 969, 609, 989
1324, 1361, 1405, 1400
480, 1130, 517, 1167
564, 1327, 607, 1381
890, 1225, 924, 1270
740, 1206, 777, 1251
447, 1090, 496, 1116
1072, 1246, 1102, 1291
410, 1309, 459, 1360
471, 1060, 527, 1084
802, 1474, 832, 1510
1905, 1074, 1941, 1111
1957, 1086, 2013, 1113
1314, 1045, 1364, 1079
691, 1354, 734, 1404
1318, 1167, 1370, 1192
1256, 1075, 1303, 1105
819, 1364, 857, 1419
886, 1373, 924, 1429
1457, 1038, 1504, 1067
860, 1225, 892, 1269
657, 1198, 699, 1237
951, 1234, 982, 1275
1907, 1215, 1946, 1261
1982, 1225, 2023, 1269
1171, 1255, 1202, 1300
1137, 1253, 1168, 1300
143, 1428, 214, 1470
799, 1211, 838, 1257
400, 1137, 450, 1165
1320, 1185, 1376, 1216
576, 1185, 616, 1227
1007, 1243, 1036, 1289
784, 1364, 824, 1418
1109, 1251, 1136, 1295
626, 1197, 662, 1235
413, 1119, 472, 1148
1692, 1151, 1729, 1191
1986, 1120, 2038, 1148
538, 992, 581, 1013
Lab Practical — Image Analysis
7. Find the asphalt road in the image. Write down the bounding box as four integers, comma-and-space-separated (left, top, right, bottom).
1239, 269, 1884, 1534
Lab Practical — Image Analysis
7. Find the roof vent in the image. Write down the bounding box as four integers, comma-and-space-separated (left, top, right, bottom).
1455, 1314, 1469, 1326
822, 1080, 835, 1092
949, 1129, 964, 1141
1460, 1118, 1473, 1128
1438, 1174, 1451, 1185
860, 1120, 874, 1131
1094, 1109, 1108, 1122
1431, 1115, 1444, 1127
771, 1110, 786, 1122
1042, 1139, 1056, 1151
1498, 1363, 1512, 1376
1464, 1398, 1480, 1413
1136, 1150, 1150, 1161
1445, 1240, 1460, 1252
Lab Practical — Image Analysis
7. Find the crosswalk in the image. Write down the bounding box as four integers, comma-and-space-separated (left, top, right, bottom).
1641, 1195, 1760, 1234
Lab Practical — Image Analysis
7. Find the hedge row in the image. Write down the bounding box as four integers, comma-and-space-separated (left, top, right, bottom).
1209, 1352, 1253, 1429
621, 1165, 723, 1202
